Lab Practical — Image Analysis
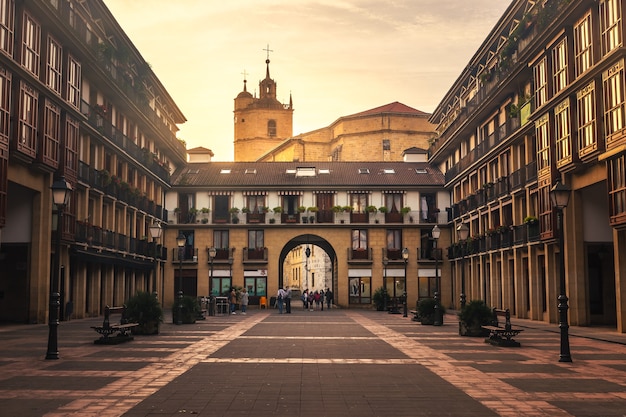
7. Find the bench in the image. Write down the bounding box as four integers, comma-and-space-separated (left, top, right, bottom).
482, 308, 523, 347
91, 305, 138, 345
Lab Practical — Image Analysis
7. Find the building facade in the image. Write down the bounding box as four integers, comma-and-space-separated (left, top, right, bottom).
429, 0, 626, 332
0, 0, 185, 323
163, 156, 448, 310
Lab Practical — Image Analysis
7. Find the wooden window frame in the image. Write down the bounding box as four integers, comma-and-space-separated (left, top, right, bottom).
17, 81, 37, 157
41, 99, 60, 167
555, 99, 572, 168
21, 12, 40, 76
66, 55, 81, 109
574, 12, 593, 77
46, 35, 62, 95
603, 60, 626, 146
552, 39, 568, 95
600, 0, 622, 56
535, 114, 550, 176
608, 154, 626, 225
0, 0, 14, 56
577, 82, 597, 156
533, 57, 548, 108
0, 68, 9, 148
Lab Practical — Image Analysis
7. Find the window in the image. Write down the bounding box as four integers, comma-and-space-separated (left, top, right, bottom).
600, 0, 622, 56
385, 193, 402, 212
535, 114, 550, 175
350, 193, 367, 213
42, 100, 60, 166
538, 179, 553, 237
577, 82, 597, 156
46, 36, 62, 95
534, 57, 548, 108
248, 230, 264, 249
382, 139, 390, 150
244, 277, 267, 297
552, 39, 568, 94
246, 195, 265, 213
603, 60, 626, 143
0, 69, 9, 147
555, 99, 572, 167
0, 0, 14, 56
352, 229, 368, 250
386, 229, 402, 260
282, 195, 299, 215
18, 82, 37, 157
267, 119, 276, 137
608, 155, 626, 224
213, 230, 229, 250
213, 195, 230, 222
65, 116, 79, 176
21, 13, 40, 76
574, 13, 593, 77
66, 55, 81, 109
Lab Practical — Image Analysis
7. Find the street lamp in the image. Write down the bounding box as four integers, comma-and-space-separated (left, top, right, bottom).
149, 222, 162, 294
47, 177, 72, 360
402, 247, 409, 317
208, 247, 216, 316
550, 180, 572, 363
176, 232, 186, 325
432, 225, 442, 326
456, 223, 469, 309
383, 257, 388, 311
305, 246, 311, 289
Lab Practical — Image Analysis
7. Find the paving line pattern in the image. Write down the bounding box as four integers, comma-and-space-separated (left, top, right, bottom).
347, 311, 574, 417
43, 314, 267, 417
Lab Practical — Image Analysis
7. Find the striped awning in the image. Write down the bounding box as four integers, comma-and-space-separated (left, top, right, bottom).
346, 190, 372, 194
313, 190, 336, 194
207, 191, 233, 196
243, 191, 268, 196
382, 190, 406, 194
278, 191, 303, 196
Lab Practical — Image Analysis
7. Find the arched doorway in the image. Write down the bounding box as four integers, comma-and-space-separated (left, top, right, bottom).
278, 234, 337, 302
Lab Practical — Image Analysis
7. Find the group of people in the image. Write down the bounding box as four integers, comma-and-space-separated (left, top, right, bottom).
226, 286, 334, 315
300, 288, 333, 311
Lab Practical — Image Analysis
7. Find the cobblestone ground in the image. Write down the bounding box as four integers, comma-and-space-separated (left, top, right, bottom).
0, 308, 625, 416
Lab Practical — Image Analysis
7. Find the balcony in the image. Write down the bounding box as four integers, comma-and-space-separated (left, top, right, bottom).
348, 248, 373, 264
243, 247, 268, 263
172, 247, 199, 263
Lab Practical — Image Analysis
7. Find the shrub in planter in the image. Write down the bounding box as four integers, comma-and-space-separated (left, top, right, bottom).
125, 291, 163, 335
172, 295, 201, 324
458, 300, 494, 336
416, 298, 445, 324
372, 287, 390, 311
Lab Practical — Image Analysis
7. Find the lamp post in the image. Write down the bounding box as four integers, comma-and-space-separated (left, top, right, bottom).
47, 177, 72, 360
456, 223, 469, 309
305, 246, 311, 289
402, 247, 409, 317
176, 232, 186, 325
432, 225, 442, 326
208, 247, 216, 316
149, 222, 162, 295
383, 257, 388, 312
550, 180, 572, 363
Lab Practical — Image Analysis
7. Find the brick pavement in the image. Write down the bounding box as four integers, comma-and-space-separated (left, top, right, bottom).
0, 308, 625, 416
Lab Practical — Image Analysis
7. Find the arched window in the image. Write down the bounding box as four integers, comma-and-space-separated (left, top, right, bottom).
267, 120, 276, 137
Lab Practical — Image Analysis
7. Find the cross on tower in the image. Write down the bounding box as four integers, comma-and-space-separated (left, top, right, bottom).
241, 69, 248, 81
263, 44, 274, 60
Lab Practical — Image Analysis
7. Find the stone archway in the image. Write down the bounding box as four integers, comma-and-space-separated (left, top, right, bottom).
277, 234, 337, 298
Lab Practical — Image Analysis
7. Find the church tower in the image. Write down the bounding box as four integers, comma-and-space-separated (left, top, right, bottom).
234, 57, 293, 161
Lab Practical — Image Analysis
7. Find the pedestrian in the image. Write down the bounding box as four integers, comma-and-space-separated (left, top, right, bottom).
240, 288, 249, 314
276, 287, 286, 314
325, 288, 333, 309
308, 291, 315, 311
319, 289, 325, 311
301, 289, 309, 310
314, 290, 321, 310
285, 286, 292, 313
229, 288, 237, 315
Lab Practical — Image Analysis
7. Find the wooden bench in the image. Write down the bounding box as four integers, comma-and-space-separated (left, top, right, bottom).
91, 305, 138, 344
481, 308, 523, 347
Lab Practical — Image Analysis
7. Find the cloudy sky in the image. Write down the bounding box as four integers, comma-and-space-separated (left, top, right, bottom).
104, 1, 512, 161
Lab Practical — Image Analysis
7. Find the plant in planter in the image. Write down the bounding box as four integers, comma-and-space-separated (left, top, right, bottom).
331, 205, 343, 213
125, 291, 163, 335
307, 206, 319, 213
416, 297, 445, 325
229, 207, 240, 223
241, 207, 251, 214
297, 206, 307, 213
458, 300, 494, 337
372, 287, 390, 311
524, 215, 538, 224
378, 206, 389, 214
400, 206, 411, 215
342, 205, 353, 213
172, 295, 201, 324
200, 207, 210, 214
272, 206, 283, 214
366, 205, 378, 213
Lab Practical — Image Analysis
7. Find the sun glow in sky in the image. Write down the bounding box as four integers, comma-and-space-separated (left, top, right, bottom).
104, 0, 512, 161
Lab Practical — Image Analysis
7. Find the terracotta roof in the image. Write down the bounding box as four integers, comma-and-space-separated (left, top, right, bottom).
346, 102, 429, 118
171, 161, 444, 189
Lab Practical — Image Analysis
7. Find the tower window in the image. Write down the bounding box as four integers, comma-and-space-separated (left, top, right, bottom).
268, 120, 276, 137
382, 139, 390, 150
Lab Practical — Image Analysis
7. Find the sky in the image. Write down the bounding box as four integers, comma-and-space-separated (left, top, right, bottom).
103, 1, 513, 161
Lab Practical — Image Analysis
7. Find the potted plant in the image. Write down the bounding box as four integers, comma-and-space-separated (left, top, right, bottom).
297, 206, 307, 213
416, 298, 439, 325
342, 205, 353, 213
331, 205, 343, 213
458, 300, 494, 336
307, 206, 319, 213
401, 206, 411, 215
125, 291, 163, 335
272, 206, 283, 214
524, 215, 538, 224
366, 205, 378, 213
378, 206, 389, 213
200, 207, 210, 214
241, 207, 251, 214
372, 287, 390, 311
172, 295, 201, 324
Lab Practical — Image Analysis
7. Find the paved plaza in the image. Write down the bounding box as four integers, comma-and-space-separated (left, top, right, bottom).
0, 307, 625, 416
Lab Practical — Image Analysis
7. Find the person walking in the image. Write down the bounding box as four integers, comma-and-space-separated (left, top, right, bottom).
314, 290, 321, 311
285, 286, 292, 314
229, 288, 237, 315
319, 289, 325, 311
276, 287, 286, 314
240, 288, 249, 314
301, 289, 309, 310
325, 288, 333, 310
